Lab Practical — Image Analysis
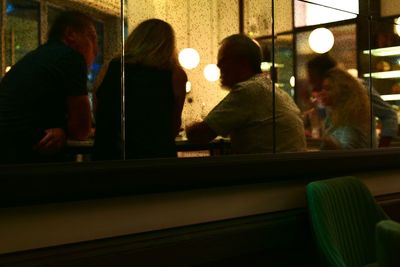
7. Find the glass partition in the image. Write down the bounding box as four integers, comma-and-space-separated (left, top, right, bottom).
121, 0, 239, 158
0, 0, 122, 164
294, 0, 383, 151
296, 23, 358, 143
362, 16, 400, 147
1, 0, 400, 164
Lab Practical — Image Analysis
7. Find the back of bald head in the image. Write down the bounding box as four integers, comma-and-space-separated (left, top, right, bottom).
220, 34, 263, 73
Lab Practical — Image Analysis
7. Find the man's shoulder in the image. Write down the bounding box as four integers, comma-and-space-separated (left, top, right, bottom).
234, 74, 271, 90
31, 41, 85, 66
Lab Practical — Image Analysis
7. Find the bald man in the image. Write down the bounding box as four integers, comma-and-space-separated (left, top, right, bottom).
186, 34, 306, 154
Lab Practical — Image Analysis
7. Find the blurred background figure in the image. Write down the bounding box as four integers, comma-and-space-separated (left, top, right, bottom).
186, 34, 306, 154
0, 10, 96, 164
307, 53, 398, 148
93, 18, 187, 160
319, 68, 371, 150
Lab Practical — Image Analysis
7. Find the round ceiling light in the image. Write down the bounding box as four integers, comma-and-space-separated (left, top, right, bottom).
178, 48, 200, 70
203, 64, 220, 82
308, 28, 335, 54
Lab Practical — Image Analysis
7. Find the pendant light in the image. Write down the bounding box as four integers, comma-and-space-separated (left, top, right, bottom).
308, 27, 334, 54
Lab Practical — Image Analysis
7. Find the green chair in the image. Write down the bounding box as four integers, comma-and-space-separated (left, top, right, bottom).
376, 220, 400, 267
306, 176, 389, 267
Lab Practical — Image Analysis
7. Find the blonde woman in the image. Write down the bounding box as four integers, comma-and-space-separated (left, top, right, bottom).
319, 68, 371, 150
93, 19, 187, 160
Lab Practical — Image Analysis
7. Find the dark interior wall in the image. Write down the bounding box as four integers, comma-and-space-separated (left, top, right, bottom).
2, 193, 400, 267
0, 208, 319, 267
1, 150, 400, 266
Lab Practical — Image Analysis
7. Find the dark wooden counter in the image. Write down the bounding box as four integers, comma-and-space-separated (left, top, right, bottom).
1, 148, 400, 208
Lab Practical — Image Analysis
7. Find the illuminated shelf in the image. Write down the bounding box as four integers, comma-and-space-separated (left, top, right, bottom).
363, 46, 400, 57
381, 94, 400, 101
363, 70, 400, 79
261, 62, 284, 71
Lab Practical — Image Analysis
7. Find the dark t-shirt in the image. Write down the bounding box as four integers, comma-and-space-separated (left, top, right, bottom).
93, 60, 176, 160
0, 40, 88, 163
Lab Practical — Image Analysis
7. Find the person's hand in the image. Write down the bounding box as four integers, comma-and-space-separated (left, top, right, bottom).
185, 121, 218, 144
34, 128, 66, 153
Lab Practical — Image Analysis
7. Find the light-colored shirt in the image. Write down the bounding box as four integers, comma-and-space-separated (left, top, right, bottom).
369, 86, 398, 138
321, 125, 370, 150
361, 79, 397, 138
204, 74, 306, 154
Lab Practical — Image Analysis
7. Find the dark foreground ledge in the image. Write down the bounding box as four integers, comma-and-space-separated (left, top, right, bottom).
1, 148, 400, 207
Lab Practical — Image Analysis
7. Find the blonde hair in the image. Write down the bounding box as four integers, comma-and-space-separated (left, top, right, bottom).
124, 19, 178, 69
323, 68, 370, 131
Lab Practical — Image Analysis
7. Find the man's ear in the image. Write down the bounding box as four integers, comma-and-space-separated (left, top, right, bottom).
63, 27, 78, 47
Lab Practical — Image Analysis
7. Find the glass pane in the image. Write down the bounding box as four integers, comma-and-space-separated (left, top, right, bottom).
0, 0, 122, 164
295, 0, 376, 151
241, 0, 306, 154
117, 0, 240, 159
273, 0, 307, 153
361, 16, 400, 148
88, 0, 124, 161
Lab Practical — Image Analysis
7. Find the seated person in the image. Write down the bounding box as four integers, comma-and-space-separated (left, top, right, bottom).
0, 11, 96, 164
307, 53, 398, 147
93, 19, 187, 160
186, 34, 306, 154
319, 68, 371, 150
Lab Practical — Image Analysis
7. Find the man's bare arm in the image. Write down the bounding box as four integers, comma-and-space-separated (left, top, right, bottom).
67, 95, 92, 140
186, 121, 218, 144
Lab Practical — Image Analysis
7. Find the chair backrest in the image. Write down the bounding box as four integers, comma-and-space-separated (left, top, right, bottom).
376, 220, 400, 267
306, 176, 388, 267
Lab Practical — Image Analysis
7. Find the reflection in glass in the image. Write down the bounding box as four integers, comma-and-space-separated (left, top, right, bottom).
296, 24, 358, 145
319, 68, 371, 150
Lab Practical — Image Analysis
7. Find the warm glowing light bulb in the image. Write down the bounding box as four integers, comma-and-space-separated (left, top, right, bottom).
185, 81, 192, 93
178, 48, 200, 70
5, 66, 11, 73
289, 76, 295, 88
203, 64, 220, 82
308, 28, 334, 54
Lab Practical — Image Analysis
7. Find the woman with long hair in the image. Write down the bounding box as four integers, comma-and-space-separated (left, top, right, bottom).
93, 19, 187, 160
319, 67, 371, 150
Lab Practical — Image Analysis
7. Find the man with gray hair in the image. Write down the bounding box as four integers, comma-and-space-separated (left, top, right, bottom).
186, 34, 306, 154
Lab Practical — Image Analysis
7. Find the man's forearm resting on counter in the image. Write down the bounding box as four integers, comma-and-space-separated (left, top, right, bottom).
186, 121, 218, 144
